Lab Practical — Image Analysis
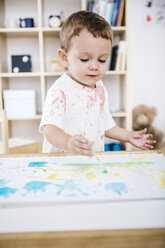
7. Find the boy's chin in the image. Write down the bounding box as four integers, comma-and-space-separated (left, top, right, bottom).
68, 73, 97, 88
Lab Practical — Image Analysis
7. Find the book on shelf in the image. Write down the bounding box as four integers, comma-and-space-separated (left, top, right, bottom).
112, 0, 125, 26
109, 44, 119, 70
115, 40, 126, 71
109, 40, 126, 71
87, 0, 95, 11
117, 0, 125, 26
86, 0, 125, 27
109, 1, 116, 26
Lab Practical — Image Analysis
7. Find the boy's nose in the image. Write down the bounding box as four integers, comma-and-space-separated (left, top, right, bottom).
89, 61, 98, 70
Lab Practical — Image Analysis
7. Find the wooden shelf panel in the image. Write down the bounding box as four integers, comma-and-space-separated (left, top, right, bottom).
105, 71, 127, 75
43, 71, 127, 77
112, 26, 127, 32
42, 26, 127, 35
44, 72, 64, 77
0, 72, 41, 78
0, 28, 39, 37
8, 114, 42, 121
0, 71, 127, 78
0, 27, 127, 38
111, 111, 127, 118
7, 112, 127, 121
42, 27, 61, 36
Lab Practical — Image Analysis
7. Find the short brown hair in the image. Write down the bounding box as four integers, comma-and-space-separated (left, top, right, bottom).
60, 10, 112, 52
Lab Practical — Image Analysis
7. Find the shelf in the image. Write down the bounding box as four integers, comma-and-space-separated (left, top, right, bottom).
42, 27, 61, 36
0, 72, 41, 78
0, 26, 127, 37
44, 72, 65, 77
8, 114, 42, 121
111, 111, 127, 118
0, 0, 131, 149
7, 112, 127, 121
43, 71, 127, 77
0, 27, 88, 37
0, 28, 39, 37
105, 71, 127, 75
42, 26, 127, 36
111, 26, 127, 32
0, 71, 127, 78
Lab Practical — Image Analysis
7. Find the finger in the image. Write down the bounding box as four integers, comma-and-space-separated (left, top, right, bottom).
138, 128, 147, 135
141, 146, 149, 150
75, 135, 95, 149
146, 139, 156, 145
74, 139, 94, 150
75, 134, 88, 144
144, 143, 154, 149
145, 134, 153, 139
132, 131, 145, 139
74, 146, 94, 156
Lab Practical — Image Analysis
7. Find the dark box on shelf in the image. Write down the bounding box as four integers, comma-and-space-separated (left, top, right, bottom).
11, 55, 32, 73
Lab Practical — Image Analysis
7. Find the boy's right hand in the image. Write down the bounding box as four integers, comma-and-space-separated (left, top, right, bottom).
67, 135, 94, 156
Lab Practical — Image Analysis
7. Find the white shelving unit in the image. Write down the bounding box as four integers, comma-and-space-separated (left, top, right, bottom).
0, 0, 132, 150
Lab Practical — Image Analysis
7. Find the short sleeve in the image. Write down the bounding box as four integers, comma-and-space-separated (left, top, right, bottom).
39, 87, 66, 133
104, 87, 116, 131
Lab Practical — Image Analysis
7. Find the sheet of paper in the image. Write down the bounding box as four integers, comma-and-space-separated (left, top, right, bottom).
0, 153, 165, 207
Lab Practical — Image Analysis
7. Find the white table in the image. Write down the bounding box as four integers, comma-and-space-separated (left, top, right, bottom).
0, 151, 165, 248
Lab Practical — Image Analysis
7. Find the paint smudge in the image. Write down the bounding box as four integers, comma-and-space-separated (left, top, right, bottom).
0, 187, 17, 198
159, 176, 165, 189
0, 179, 7, 187
105, 182, 127, 195
28, 162, 47, 167
55, 181, 88, 196
24, 181, 51, 192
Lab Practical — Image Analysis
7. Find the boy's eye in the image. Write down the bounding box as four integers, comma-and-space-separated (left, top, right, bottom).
99, 59, 106, 63
80, 58, 89, 62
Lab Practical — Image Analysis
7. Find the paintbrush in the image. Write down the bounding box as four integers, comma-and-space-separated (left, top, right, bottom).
93, 152, 107, 172
78, 129, 106, 171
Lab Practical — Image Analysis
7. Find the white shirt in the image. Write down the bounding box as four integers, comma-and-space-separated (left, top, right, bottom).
39, 73, 115, 153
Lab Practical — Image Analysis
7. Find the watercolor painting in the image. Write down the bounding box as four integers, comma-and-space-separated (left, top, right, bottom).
0, 153, 165, 207
143, 0, 165, 26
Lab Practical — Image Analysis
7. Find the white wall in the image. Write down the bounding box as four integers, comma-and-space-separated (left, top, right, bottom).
128, 0, 165, 142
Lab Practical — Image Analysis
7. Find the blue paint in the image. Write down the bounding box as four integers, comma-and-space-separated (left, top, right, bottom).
105, 182, 127, 195
0, 179, 7, 187
28, 162, 47, 167
55, 181, 88, 196
0, 187, 17, 198
24, 181, 50, 192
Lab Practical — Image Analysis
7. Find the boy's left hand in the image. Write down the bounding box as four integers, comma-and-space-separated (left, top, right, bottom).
128, 128, 156, 150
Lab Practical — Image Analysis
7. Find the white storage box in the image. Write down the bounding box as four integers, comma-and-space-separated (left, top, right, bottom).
3, 90, 36, 118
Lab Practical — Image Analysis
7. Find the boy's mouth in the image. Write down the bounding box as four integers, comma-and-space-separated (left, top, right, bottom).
86, 75, 97, 77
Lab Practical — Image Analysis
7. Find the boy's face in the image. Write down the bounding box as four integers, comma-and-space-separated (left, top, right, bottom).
64, 29, 111, 88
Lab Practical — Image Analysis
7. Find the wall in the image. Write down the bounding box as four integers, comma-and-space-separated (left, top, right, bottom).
128, 0, 165, 142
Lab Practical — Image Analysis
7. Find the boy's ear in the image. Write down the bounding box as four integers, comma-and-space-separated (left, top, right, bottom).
57, 49, 69, 67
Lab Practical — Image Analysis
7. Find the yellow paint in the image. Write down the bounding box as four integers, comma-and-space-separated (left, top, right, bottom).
159, 176, 165, 189
115, 173, 120, 176
122, 163, 131, 168
48, 174, 57, 180
86, 173, 96, 180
